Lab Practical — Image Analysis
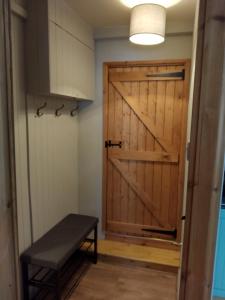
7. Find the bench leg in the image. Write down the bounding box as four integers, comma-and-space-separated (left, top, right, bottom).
21, 262, 29, 300
55, 271, 62, 300
94, 225, 98, 264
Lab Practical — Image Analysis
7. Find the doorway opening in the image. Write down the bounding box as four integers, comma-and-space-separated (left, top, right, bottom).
101, 59, 191, 297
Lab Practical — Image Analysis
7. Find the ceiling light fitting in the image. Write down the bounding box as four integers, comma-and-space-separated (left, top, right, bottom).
122, 0, 183, 45
121, 0, 182, 9
129, 4, 166, 45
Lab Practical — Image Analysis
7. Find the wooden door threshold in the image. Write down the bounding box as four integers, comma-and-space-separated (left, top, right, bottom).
97, 239, 181, 274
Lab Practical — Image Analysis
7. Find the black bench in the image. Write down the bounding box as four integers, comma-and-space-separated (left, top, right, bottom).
21, 214, 98, 300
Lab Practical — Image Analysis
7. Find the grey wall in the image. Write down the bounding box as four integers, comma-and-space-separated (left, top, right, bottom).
78, 35, 193, 236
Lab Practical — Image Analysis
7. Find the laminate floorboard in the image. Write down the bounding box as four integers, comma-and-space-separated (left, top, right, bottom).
69, 260, 177, 300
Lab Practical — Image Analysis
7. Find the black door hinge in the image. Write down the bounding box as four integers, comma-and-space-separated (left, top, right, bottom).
146, 69, 185, 80
142, 228, 177, 239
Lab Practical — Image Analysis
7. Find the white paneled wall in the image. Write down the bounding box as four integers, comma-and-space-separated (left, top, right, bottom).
28, 97, 79, 241
12, 9, 79, 251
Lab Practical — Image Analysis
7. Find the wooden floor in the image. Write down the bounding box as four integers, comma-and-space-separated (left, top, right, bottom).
97, 240, 180, 272
69, 260, 177, 300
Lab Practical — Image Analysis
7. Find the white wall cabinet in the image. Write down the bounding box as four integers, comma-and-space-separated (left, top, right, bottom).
27, 0, 95, 101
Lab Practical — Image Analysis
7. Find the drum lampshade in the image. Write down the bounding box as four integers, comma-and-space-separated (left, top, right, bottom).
129, 4, 166, 45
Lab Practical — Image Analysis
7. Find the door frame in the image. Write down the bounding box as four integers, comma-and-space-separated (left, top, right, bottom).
0, 0, 20, 298
102, 59, 191, 245
179, 0, 225, 299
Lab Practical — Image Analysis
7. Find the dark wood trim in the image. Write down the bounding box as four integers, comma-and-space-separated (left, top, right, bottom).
103, 59, 190, 69
176, 59, 191, 242
2, 0, 20, 297
180, 0, 225, 299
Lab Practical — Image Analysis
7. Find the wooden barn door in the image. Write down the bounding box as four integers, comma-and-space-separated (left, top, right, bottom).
103, 60, 190, 243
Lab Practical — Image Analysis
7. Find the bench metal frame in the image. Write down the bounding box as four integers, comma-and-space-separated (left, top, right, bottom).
21, 225, 98, 300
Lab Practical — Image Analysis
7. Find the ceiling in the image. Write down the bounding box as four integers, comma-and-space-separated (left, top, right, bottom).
66, 0, 197, 30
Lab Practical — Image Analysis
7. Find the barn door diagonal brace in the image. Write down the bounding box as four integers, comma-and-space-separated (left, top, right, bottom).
110, 157, 171, 228
112, 81, 176, 153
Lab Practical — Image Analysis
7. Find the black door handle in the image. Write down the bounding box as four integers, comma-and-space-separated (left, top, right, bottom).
105, 140, 122, 148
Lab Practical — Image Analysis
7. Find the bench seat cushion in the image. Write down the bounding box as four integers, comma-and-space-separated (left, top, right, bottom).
21, 214, 98, 270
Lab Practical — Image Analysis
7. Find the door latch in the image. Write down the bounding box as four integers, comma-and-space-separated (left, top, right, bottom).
105, 140, 122, 148
186, 142, 191, 161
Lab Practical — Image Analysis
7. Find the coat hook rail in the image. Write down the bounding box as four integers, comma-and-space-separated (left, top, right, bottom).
36, 102, 47, 117
55, 104, 65, 117
71, 105, 79, 117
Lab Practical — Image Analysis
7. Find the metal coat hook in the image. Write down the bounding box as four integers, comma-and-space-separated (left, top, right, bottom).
55, 104, 65, 117
70, 105, 79, 117
36, 102, 47, 117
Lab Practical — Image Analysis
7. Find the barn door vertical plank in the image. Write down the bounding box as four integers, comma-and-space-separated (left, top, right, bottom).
153, 66, 166, 227
133, 66, 141, 224
169, 66, 183, 230
161, 66, 175, 227
137, 66, 148, 225
111, 81, 120, 222
144, 66, 157, 227
128, 67, 139, 224
106, 82, 115, 224
113, 67, 123, 222
120, 67, 131, 225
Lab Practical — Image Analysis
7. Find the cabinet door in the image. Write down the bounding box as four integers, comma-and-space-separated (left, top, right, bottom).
53, 0, 94, 50
70, 32, 95, 100
213, 209, 225, 297
27, 0, 95, 100
49, 22, 95, 100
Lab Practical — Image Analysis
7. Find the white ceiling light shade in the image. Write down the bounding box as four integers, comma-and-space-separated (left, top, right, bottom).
121, 0, 182, 8
129, 4, 166, 45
